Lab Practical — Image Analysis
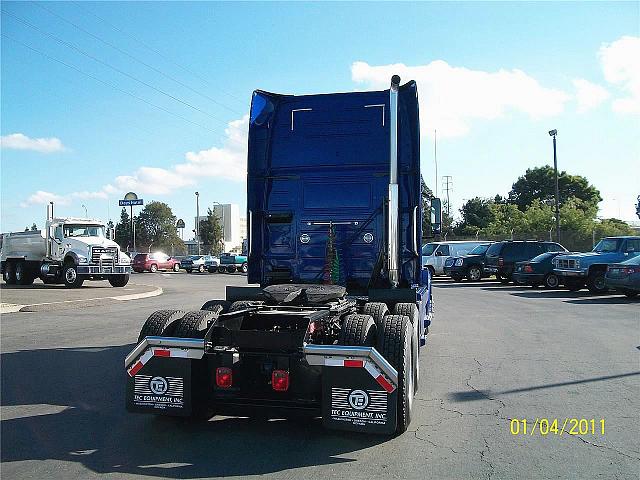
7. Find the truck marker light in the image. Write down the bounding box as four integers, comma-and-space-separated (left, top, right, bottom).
272, 370, 289, 391
344, 360, 364, 368
216, 367, 233, 388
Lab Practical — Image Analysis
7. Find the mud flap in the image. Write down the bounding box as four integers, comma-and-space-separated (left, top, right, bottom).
305, 345, 398, 434
125, 337, 206, 417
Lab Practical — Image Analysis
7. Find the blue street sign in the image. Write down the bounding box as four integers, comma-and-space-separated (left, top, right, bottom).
119, 199, 144, 206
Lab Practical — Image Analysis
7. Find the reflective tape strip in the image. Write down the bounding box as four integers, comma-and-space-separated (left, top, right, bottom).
325, 358, 344, 367
306, 354, 397, 393
344, 359, 364, 368
127, 347, 204, 376
365, 360, 396, 393
376, 374, 394, 393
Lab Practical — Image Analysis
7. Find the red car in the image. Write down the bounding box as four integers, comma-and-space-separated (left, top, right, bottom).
132, 252, 180, 273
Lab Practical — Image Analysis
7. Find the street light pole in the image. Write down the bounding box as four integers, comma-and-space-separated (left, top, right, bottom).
195, 191, 200, 255
549, 129, 560, 243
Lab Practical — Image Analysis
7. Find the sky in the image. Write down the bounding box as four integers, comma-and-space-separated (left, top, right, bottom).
1, 1, 639, 236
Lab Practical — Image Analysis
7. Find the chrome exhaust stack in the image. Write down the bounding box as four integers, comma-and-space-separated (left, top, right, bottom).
45, 202, 53, 258
388, 75, 401, 288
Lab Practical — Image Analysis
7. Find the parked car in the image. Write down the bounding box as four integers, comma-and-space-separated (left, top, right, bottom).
443, 243, 493, 281
484, 241, 567, 284
512, 251, 572, 288
604, 255, 640, 298
205, 256, 220, 273
422, 241, 489, 276
181, 255, 217, 273
217, 253, 248, 273
553, 236, 640, 293
132, 252, 180, 273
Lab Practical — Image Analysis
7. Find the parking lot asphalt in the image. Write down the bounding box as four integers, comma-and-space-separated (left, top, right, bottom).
0, 277, 162, 312
1, 273, 638, 479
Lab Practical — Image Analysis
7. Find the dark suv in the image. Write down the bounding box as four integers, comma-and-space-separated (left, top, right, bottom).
443, 243, 493, 282
484, 241, 566, 284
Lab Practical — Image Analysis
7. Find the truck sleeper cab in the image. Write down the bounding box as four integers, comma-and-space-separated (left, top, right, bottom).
125, 76, 434, 435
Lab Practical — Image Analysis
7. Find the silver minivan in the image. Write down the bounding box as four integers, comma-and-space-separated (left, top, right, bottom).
422, 241, 489, 275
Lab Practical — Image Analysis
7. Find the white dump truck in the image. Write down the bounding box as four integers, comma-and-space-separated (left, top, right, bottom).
1, 204, 131, 288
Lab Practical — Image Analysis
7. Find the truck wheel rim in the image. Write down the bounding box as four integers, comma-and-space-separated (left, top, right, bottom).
470, 268, 481, 281
66, 268, 76, 283
594, 277, 605, 290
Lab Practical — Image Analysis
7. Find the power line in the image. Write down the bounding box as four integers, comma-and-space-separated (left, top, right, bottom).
72, 1, 247, 106
1, 33, 221, 134
3, 8, 228, 125
38, 1, 244, 114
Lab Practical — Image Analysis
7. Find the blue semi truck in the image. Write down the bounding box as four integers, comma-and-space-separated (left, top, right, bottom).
125, 76, 439, 435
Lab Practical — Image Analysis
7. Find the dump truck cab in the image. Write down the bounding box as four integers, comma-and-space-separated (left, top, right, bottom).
125, 76, 435, 435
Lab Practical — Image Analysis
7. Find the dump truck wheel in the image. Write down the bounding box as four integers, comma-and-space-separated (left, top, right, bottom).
3, 262, 17, 284
200, 299, 231, 314
63, 263, 84, 288
108, 274, 129, 287
173, 310, 218, 339
362, 302, 389, 328
229, 300, 264, 312
338, 314, 376, 346
394, 303, 420, 393
378, 314, 413, 434
137, 309, 185, 342
15, 262, 35, 285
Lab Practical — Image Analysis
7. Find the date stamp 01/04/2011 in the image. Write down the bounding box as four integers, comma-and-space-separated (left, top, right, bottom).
510, 418, 605, 436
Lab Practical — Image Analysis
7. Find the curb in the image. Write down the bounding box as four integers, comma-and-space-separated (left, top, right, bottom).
0, 284, 163, 314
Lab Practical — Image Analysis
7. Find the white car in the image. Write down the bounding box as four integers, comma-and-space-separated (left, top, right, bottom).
181, 255, 217, 273
422, 241, 489, 276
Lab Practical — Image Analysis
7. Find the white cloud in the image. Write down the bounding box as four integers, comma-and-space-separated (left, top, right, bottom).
598, 36, 640, 114
21, 115, 249, 206
20, 190, 70, 207
1, 133, 66, 153
572, 79, 610, 112
351, 60, 571, 138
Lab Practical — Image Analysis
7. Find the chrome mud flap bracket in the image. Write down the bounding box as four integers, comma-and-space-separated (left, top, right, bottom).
124, 337, 206, 417
305, 345, 398, 434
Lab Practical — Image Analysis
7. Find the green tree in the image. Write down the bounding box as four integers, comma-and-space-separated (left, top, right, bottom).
508, 166, 602, 212
479, 203, 525, 238
455, 197, 495, 235
594, 218, 635, 239
115, 208, 132, 250
135, 201, 185, 254
199, 208, 224, 254
31, 223, 38, 231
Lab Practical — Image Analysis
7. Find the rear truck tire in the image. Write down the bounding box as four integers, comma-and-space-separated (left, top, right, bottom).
378, 314, 413, 435
108, 274, 129, 287
586, 270, 607, 294
173, 310, 219, 339
362, 302, 389, 328
208, 266, 218, 273
394, 303, 420, 393
198, 264, 205, 273
200, 299, 231, 314
241, 262, 248, 274
227, 265, 237, 273
173, 263, 180, 272
623, 289, 638, 298
150, 264, 158, 273
229, 300, 264, 312
137, 309, 186, 342
467, 266, 483, 282
63, 263, 84, 288
3, 261, 16, 284
338, 314, 376, 346
15, 261, 34, 285
543, 273, 559, 289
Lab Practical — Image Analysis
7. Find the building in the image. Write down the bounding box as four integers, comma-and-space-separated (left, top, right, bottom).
194, 203, 244, 253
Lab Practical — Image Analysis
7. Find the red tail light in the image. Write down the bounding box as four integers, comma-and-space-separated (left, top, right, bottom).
272, 370, 289, 391
524, 265, 533, 273
216, 367, 233, 388
624, 267, 640, 274
498, 257, 504, 266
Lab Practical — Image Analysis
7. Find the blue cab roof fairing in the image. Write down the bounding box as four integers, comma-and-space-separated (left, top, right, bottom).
247, 81, 421, 291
